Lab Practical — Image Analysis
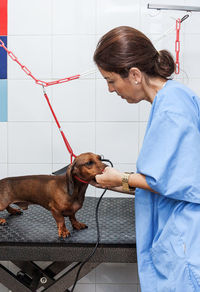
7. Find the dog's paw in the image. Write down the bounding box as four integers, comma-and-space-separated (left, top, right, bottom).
58, 227, 71, 239
73, 221, 88, 230
0, 218, 7, 225
12, 208, 23, 215
7, 206, 23, 215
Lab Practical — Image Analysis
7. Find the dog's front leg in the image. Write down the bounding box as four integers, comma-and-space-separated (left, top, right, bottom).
51, 208, 70, 238
69, 214, 88, 231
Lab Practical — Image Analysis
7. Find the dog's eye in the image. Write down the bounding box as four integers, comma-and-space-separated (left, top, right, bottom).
85, 161, 94, 166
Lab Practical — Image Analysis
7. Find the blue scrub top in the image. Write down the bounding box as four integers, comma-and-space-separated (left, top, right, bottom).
136, 80, 200, 292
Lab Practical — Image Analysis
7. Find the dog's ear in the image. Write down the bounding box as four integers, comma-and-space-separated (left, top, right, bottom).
66, 162, 76, 196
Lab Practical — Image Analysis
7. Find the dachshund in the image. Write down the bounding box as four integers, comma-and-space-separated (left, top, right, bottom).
0, 152, 107, 238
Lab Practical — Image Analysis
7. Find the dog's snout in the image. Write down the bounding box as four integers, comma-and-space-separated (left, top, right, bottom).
102, 162, 108, 170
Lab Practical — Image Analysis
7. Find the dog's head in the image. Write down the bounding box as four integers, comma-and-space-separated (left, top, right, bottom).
66, 152, 107, 195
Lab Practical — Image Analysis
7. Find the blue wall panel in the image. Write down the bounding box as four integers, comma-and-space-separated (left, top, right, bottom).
0, 36, 7, 79
0, 79, 7, 122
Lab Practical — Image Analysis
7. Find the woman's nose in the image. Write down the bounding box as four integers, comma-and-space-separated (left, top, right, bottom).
108, 83, 115, 93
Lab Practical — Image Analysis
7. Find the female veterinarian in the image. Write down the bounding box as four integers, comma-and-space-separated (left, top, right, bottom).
93, 26, 200, 292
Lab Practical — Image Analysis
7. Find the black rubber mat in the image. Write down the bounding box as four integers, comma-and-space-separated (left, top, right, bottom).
0, 197, 135, 245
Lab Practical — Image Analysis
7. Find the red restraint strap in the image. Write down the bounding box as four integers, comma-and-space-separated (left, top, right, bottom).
42, 88, 77, 163
43, 89, 89, 184
74, 175, 89, 184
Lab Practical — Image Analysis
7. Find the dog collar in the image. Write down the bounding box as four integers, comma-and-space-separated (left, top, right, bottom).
74, 175, 89, 184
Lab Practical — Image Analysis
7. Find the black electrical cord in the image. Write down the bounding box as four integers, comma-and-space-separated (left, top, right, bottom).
65, 158, 113, 292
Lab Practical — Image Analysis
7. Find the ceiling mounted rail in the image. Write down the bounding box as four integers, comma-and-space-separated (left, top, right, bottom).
147, 4, 200, 12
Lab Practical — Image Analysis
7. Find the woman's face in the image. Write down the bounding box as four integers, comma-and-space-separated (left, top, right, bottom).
98, 67, 146, 104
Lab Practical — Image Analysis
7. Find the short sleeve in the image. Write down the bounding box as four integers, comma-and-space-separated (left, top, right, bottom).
137, 111, 200, 203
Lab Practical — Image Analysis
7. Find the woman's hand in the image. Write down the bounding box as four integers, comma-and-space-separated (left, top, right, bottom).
95, 167, 123, 188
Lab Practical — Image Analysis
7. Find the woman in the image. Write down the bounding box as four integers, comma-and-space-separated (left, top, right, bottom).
93, 26, 200, 291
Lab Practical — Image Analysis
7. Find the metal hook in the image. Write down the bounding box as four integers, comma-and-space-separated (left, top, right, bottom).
181, 14, 190, 23
42, 85, 46, 94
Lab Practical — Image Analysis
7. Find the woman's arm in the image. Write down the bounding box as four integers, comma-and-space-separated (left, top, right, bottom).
128, 172, 156, 192
93, 167, 157, 194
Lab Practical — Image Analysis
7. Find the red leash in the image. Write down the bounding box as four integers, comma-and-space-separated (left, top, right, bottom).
42, 86, 77, 164
0, 39, 77, 162
0, 38, 91, 183
42, 87, 89, 184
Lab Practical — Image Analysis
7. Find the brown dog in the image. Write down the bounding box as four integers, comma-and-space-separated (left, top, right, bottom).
0, 152, 107, 238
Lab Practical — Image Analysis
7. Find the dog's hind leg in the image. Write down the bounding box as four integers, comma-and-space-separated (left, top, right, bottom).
0, 204, 22, 225
6, 205, 22, 215
0, 203, 8, 225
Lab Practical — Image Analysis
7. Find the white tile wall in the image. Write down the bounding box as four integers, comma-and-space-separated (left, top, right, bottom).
1, 0, 200, 291
8, 163, 52, 177
139, 100, 151, 122
7, 122, 52, 163
139, 122, 148, 151
52, 0, 96, 35
52, 35, 96, 78
8, 36, 52, 80
8, 0, 52, 35
0, 123, 7, 163
96, 0, 140, 35
187, 79, 200, 96
184, 34, 200, 78
0, 164, 7, 179
96, 122, 139, 164
52, 122, 95, 163
52, 79, 95, 122
8, 80, 52, 122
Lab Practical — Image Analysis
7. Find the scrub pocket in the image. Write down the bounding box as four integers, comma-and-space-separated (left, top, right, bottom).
150, 221, 200, 292
150, 223, 183, 289
150, 240, 175, 283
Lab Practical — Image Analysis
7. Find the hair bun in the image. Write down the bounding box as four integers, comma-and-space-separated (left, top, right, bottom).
154, 50, 175, 78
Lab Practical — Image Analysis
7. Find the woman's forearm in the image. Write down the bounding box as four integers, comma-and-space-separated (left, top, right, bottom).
109, 173, 156, 194
128, 173, 157, 193
108, 186, 135, 195
94, 167, 157, 194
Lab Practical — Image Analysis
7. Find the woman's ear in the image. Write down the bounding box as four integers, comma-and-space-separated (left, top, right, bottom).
128, 67, 142, 84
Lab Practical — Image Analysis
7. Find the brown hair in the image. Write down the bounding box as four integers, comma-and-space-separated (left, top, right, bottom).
94, 26, 175, 79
